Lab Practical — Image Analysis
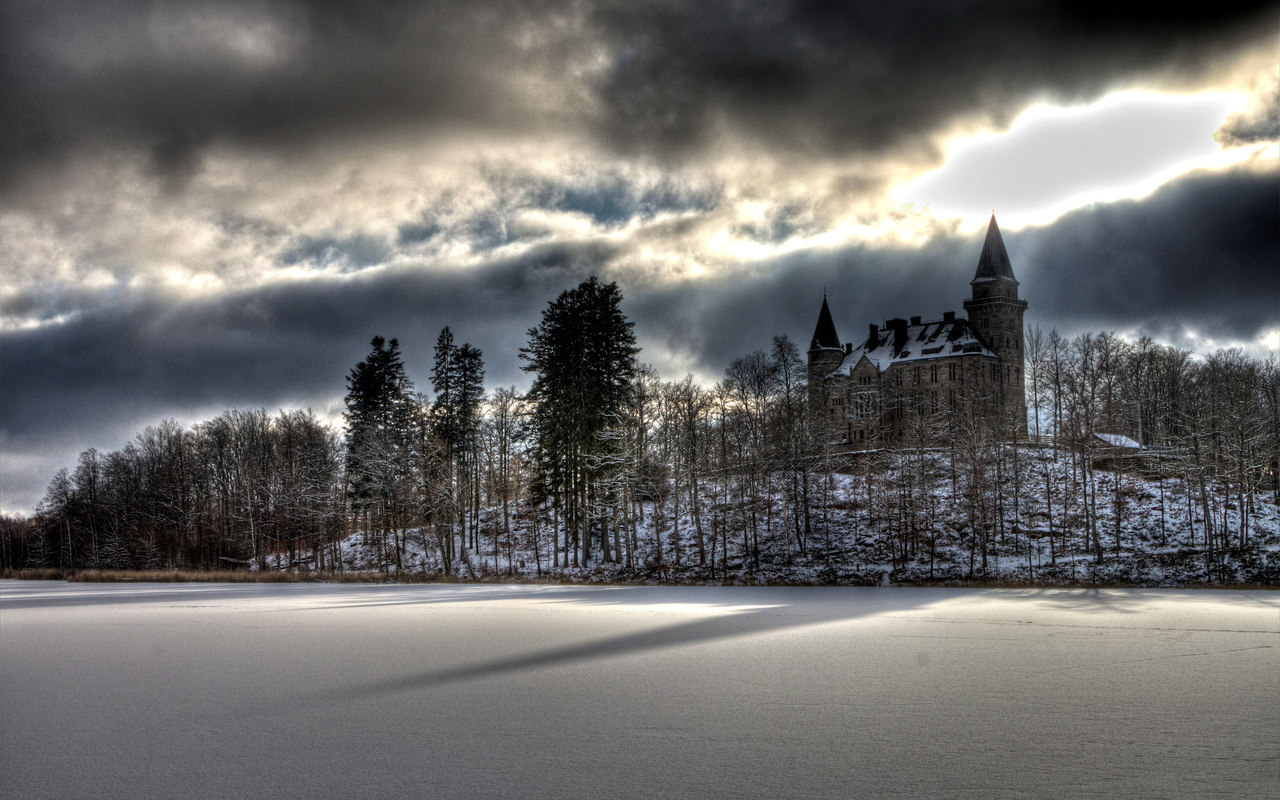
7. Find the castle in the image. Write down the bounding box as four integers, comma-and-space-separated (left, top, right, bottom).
807, 214, 1027, 446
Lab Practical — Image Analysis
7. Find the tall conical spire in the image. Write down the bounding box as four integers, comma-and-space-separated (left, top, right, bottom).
810, 294, 841, 350
972, 213, 1017, 284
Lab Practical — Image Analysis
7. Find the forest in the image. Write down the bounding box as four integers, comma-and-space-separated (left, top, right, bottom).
5, 277, 1279, 585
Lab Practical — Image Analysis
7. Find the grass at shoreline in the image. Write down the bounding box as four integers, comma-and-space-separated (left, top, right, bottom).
2, 567, 1276, 590
2, 568, 409, 584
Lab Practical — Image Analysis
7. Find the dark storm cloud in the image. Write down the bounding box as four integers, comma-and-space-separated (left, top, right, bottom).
148, 129, 211, 193
590, 1, 1273, 156
0, 0, 569, 198
4, 0, 1274, 200
1018, 166, 1279, 340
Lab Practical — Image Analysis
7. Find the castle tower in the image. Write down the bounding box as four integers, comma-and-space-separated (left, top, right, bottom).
807, 294, 846, 383
962, 214, 1028, 432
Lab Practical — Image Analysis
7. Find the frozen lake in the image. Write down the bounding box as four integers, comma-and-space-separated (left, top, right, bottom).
2, 582, 1276, 799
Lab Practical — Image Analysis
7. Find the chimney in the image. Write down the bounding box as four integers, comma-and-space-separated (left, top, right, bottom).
910, 316, 921, 326
844, 343, 853, 354
868, 323, 878, 343
943, 311, 955, 323
887, 318, 908, 351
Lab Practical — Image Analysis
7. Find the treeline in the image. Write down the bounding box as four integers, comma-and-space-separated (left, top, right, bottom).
2, 410, 344, 572
1024, 328, 1279, 562
5, 280, 1278, 581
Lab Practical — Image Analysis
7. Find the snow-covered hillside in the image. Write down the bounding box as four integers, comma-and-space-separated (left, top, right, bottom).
327, 447, 1280, 587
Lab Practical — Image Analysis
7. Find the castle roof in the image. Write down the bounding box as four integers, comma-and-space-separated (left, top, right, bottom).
972, 214, 1017, 284
829, 316, 996, 376
810, 295, 842, 350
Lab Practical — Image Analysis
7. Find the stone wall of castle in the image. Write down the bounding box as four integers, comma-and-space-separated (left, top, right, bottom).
807, 214, 1027, 447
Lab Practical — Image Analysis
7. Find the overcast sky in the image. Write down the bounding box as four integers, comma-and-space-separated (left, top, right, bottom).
2, 1, 1277, 515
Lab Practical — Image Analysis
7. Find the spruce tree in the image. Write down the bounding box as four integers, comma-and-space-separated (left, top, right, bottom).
521, 276, 639, 566
431, 328, 485, 567
344, 336, 416, 564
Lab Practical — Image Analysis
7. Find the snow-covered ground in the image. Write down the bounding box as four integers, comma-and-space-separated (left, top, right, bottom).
2, 581, 1275, 799
328, 453, 1280, 586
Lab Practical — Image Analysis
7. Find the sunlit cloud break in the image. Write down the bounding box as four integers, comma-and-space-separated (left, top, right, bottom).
897, 92, 1256, 229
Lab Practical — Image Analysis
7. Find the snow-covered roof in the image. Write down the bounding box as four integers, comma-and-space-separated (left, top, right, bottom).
1094, 433, 1141, 449
829, 317, 995, 376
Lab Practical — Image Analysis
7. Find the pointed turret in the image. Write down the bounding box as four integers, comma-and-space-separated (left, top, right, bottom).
963, 212, 1028, 434
971, 214, 1017, 285
810, 294, 841, 351
807, 294, 846, 387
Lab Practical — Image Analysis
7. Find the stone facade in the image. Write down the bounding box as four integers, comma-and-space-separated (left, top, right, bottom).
808, 214, 1027, 446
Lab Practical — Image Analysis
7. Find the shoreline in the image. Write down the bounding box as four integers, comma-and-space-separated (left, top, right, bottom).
5, 567, 1277, 591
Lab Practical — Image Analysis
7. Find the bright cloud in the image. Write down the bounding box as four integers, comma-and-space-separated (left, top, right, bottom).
897, 92, 1259, 229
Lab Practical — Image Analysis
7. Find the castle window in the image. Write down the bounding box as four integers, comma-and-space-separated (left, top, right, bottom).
913, 367, 920, 385
948, 362, 957, 381
930, 364, 938, 383
895, 371, 903, 387
853, 392, 877, 418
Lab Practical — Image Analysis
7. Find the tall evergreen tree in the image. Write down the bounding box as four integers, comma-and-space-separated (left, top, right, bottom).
344, 336, 417, 565
521, 276, 639, 566
431, 328, 485, 568
432, 328, 460, 452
